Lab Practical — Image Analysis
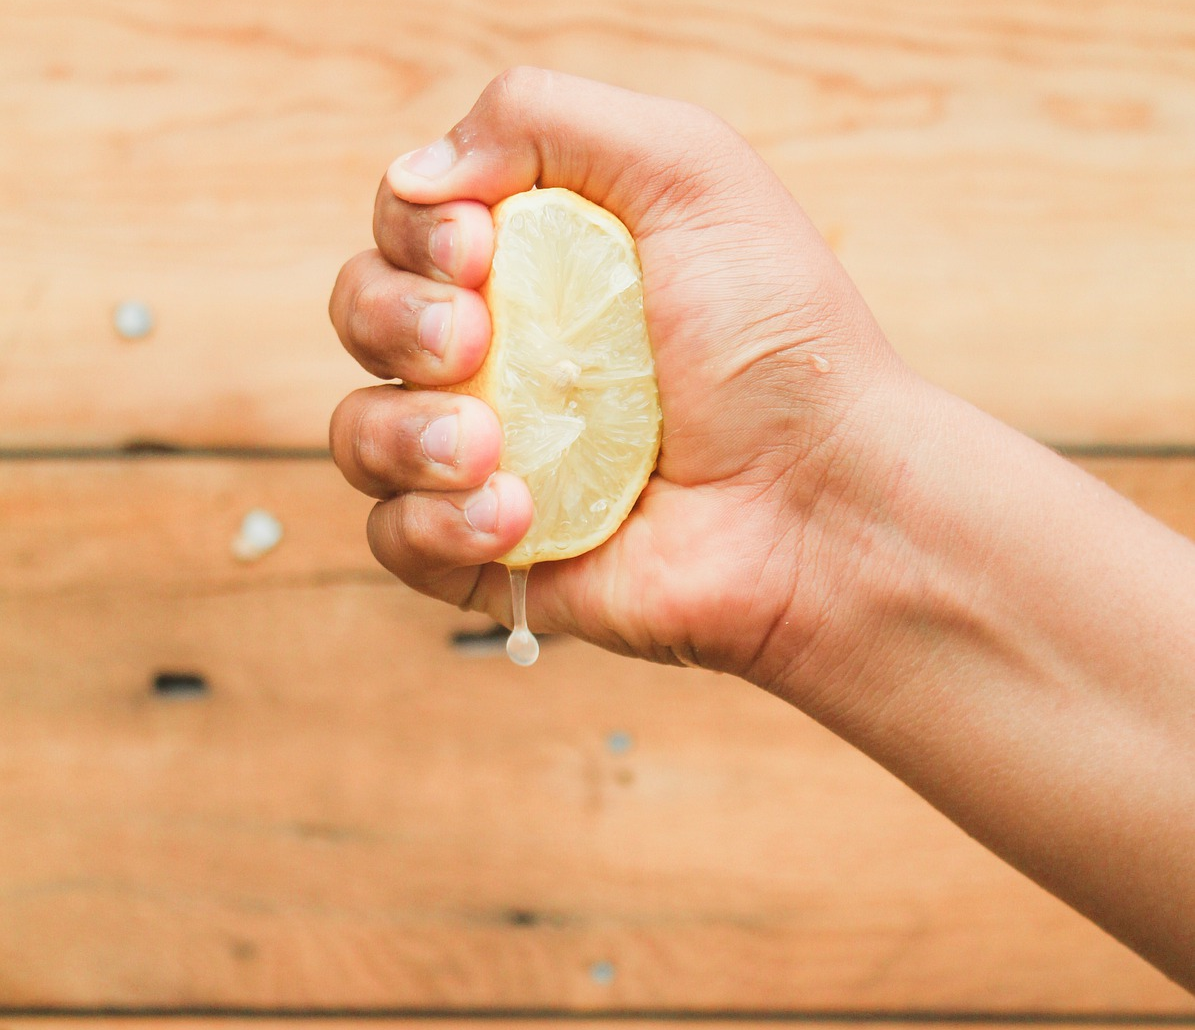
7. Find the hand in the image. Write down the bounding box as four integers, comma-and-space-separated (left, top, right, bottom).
330, 70, 1195, 989
328, 67, 924, 688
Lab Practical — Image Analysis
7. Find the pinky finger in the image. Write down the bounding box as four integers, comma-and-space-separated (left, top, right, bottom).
366, 472, 534, 607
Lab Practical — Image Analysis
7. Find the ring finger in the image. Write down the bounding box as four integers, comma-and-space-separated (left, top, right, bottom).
330, 384, 503, 499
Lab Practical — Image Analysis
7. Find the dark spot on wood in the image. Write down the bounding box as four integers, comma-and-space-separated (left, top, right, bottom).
152, 672, 208, 698
450, 622, 508, 654
450, 623, 555, 656
122, 439, 182, 455
230, 938, 258, 961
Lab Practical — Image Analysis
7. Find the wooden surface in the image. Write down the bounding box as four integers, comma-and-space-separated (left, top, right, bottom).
3, 0, 1194, 1020
5, 1024, 1190, 1030
9, 1024, 1188, 1030
2, 0, 1195, 448
1, 457, 1192, 1011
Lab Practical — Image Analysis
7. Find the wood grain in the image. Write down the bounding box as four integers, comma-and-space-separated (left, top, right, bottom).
0, 457, 1190, 1010
3, 0, 1195, 448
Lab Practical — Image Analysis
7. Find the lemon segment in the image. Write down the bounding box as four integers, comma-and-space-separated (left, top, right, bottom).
453, 187, 661, 567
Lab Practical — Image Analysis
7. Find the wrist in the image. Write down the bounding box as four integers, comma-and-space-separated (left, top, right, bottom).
747, 378, 1195, 986
742, 376, 1019, 724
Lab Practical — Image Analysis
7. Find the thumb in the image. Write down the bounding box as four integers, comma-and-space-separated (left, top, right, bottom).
385, 67, 755, 232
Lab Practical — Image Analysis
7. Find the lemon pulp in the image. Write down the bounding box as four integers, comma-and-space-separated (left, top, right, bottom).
445, 187, 662, 665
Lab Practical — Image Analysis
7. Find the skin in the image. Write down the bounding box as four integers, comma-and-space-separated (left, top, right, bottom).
329, 68, 1195, 991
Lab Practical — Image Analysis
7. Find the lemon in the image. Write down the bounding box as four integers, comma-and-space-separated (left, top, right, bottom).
451, 187, 661, 567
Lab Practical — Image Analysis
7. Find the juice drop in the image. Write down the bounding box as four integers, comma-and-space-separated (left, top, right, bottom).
506, 565, 540, 666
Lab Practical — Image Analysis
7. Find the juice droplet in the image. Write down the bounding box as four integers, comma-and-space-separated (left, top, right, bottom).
506, 565, 540, 667
809, 352, 831, 373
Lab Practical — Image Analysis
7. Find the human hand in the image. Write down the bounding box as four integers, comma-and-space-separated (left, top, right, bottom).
329, 67, 929, 696
329, 69, 1195, 989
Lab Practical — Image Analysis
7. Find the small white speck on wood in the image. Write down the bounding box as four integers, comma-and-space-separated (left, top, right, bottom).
232, 508, 283, 562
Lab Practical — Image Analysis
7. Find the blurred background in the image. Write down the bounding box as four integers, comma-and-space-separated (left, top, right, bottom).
2, 0, 1194, 1023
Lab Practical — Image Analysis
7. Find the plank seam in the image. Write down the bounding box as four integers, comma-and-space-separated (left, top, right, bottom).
1, 444, 1195, 462
0, 448, 332, 461
1050, 444, 1195, 459
0, 1010, 1192, 1025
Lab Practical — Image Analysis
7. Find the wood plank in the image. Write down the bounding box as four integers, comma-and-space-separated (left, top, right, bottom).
1, 458, 1191, 1010
7, 1022, 1191, 1030
3, 0, 1195, 449
5, 1023, 1191, 1030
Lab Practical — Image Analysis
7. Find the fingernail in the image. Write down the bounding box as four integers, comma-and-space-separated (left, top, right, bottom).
429, 221, 457, 278
390, 137, 455, 182
421, 414, 459, 466
464, 484, 499, 534
418, 301, 452, 359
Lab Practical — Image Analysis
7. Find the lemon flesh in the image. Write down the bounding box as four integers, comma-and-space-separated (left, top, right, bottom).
456, 187, 661, 567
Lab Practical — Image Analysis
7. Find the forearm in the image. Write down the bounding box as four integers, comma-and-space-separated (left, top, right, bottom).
768, 382, 1195, 988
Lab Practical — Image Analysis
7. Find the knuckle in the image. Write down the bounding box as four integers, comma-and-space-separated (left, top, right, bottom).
329, 271, 346, 329
486, 65, 551, 118
366, 500, 403, 570
346, 274, 378, 349
390, 496, 437, 559
368, 496, 431, 571
372, 178, 393, 237
350, 399, 395, 484
328, 393, 355, 462
371, 184, 385, 242
685, 99, 736, 139
674, 102, 744, 169
330, 259, 364, 342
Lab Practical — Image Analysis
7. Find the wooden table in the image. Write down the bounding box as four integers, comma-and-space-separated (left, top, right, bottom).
2, 0, 1193, 1021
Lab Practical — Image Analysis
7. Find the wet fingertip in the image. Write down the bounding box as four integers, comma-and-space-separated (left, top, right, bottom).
450, 290, 492, 376
384, 163, 414, 201
462, 472, 533, 547
463, 482, 500, 534
387, 138, 456, 200
490, 471, 536, 541
454, 398, 503, 481
450, 202, 496, 289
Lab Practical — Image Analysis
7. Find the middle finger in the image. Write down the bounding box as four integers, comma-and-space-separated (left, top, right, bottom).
373, 187, 494, 289
330, 249, 491, 385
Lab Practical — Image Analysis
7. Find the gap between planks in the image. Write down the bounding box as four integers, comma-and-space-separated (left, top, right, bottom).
3, 444, 1195, 463
2, 1012, 1195, 1025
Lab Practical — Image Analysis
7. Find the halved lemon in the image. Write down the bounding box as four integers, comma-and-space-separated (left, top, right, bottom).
449, 187, 661, 567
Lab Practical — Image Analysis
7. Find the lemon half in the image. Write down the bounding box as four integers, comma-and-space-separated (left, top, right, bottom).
452, 187, 661, 567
